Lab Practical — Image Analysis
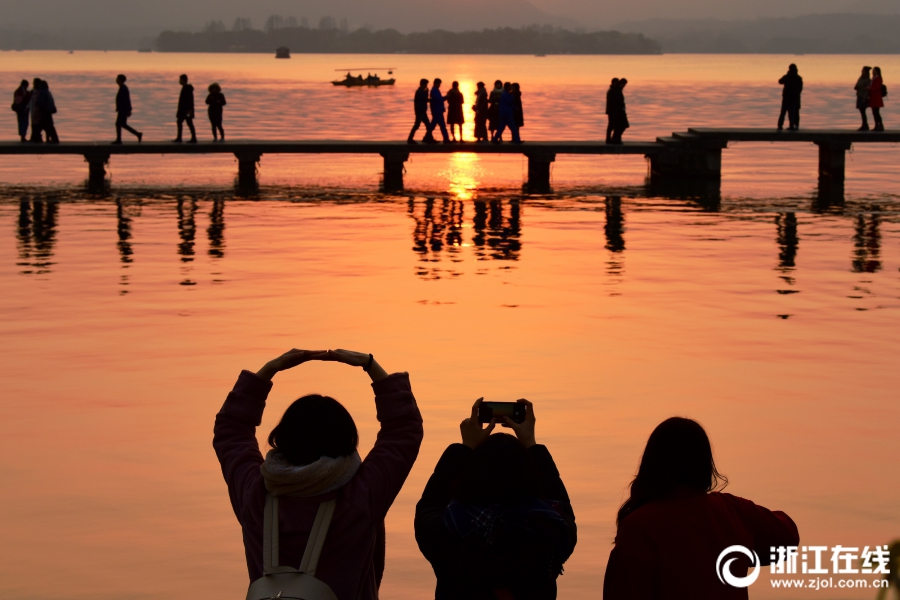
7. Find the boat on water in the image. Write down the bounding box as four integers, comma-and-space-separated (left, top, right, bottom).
275, 47, 291, 59
332, 68, 396, 87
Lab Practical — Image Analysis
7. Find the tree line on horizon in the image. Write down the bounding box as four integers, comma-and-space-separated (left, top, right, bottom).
156, 22, 662, 55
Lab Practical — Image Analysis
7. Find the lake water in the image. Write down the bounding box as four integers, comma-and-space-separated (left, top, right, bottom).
0, 52, 898, 600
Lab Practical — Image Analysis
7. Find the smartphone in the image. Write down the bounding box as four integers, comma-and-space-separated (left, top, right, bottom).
478, 400, 527, 424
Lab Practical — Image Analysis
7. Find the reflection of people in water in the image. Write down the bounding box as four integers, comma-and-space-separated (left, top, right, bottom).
16, 198, 59, 275
208, 199, 226, 258
776, 213, 798, 270
852, 212, 881, 273
177, 197, 197, 262
116, 198, 134, 264
604, 197, 625, 253
473, 199, 521, 261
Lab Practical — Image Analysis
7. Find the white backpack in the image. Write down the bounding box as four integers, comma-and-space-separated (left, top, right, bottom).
246, 495, 339, 600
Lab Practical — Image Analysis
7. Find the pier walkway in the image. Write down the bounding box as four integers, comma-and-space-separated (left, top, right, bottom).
0, 129, 897, 193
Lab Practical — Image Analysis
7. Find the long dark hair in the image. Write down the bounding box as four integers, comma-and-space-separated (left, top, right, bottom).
616, 417, 727, 527
268, 394, 358, 466
457, 433, 538, 505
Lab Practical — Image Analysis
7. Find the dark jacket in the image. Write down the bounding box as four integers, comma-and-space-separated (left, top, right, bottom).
430, 87, 446, 116
206, 92, 227, 118
606, 85, 626, 116
214, 370, 424, 600
177, 83, 195, 118
779, 71, 803, 106
603, 491, 799, 600
116, 84, 132, 114
13, 86, 31, 113
415, 443, 577, 600
414, 87, 429, 117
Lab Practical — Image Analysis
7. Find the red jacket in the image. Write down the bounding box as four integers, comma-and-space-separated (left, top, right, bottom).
870, 76, 885, 108
214, 371, 424, 600
603, 491, 799, 599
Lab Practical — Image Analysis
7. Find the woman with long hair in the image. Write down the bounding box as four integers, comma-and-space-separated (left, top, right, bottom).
214, 348, 423, 600
415, 399, 576, 600
870, 66, 886, 132
603, 417, 799, 599
856, 66, 873, 131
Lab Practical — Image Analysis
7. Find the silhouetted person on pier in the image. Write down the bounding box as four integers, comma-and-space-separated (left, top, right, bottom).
446, 81, 465, 142
173, 74, 196, 143
603, 417, 800, 599
408, 78, 434, 144
415, 399, 576, 600
777, 63, 803, 131
870, 66, 886, 131
488, 80, 503, 138
606, 78, 629, 145
512, 82, 524, 132
206, 83, 227, 142
473, 81, 488, 143
855, 66, 872, 131
492, 82, 522, 144
12, 80, 31, 142
31, 80, 58, 144
430, 78, 450, 143
113, 74, 142, 144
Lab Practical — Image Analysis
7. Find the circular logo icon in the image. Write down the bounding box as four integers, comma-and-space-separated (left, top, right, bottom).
716, 545, 761, 588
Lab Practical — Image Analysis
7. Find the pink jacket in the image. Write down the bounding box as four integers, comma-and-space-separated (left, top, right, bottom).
214, 371, 424, 600
870, 76, 885, 108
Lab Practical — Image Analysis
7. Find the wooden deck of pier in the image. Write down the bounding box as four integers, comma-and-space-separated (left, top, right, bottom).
0, 128, 896, 192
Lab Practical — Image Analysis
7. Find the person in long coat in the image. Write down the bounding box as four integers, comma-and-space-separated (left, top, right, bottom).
488, 80, 503, 137
855, 66, 872, 131
870, 66, 885, 131
606, 78, 629, 144
206, 82, 227, 142
446, 81, 465, 142
12, 80, 32, 142
473, 82, 489, 143
777, 64, 803, 131
512, 83, 524, 130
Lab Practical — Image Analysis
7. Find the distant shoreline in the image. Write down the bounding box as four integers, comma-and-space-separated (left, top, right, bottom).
155, 26, 662, 56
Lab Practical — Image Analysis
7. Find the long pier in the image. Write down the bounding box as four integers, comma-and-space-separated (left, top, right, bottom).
0, 129, 897, 193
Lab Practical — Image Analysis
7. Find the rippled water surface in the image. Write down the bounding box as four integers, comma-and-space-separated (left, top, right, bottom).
1, 52, 899, 600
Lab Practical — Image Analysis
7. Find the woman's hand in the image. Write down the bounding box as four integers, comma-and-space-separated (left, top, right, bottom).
319, 349, 389, 382
502, 399, 537, 448
460, 398, 495, 449
256, 349, 327, 381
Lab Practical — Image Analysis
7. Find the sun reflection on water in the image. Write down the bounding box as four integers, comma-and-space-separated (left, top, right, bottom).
442, 152, 483, 201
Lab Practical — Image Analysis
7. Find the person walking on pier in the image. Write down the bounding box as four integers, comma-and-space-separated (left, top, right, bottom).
446, 81, 465, 143
113, 74, 142, 144
12, 80, 31, 142
473, 81, 489, 143
492, 82, 521, 144
173, 74, 197, 143
488, 80, 503, 139
855, 66, 873, 131
407, 78, 435, 144
870, 66, 886, 132
430, 78, 450, 143
206, 83, 227, 142
777, 63, 803, 131
606, 78, 629, 144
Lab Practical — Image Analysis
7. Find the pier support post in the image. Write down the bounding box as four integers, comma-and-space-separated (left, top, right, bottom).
648, 144, 723, 181
815, 140, 851, 183
381, 152, 409, 193
525, 153, 556, 193
235, 151, 262, 190
84, 152, 111, 190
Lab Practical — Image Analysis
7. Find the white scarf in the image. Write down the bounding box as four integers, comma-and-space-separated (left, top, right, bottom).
260, 450, 361, 497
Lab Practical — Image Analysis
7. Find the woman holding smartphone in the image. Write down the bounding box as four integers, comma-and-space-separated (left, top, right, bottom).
415, 398, 577, 600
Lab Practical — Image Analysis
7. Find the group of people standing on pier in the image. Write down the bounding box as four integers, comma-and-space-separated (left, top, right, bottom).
777, 63, 887, 131
11, 74, 228, 144
408, 78, 524, 144
12, 78, 59, 143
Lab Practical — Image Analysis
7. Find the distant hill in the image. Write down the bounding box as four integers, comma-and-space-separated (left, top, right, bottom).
156, 26, 662, 55
618, 13, 900, 53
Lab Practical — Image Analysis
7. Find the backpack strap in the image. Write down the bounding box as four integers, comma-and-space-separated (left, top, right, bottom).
262, 494, 337, 577
299, 499, 337, 577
